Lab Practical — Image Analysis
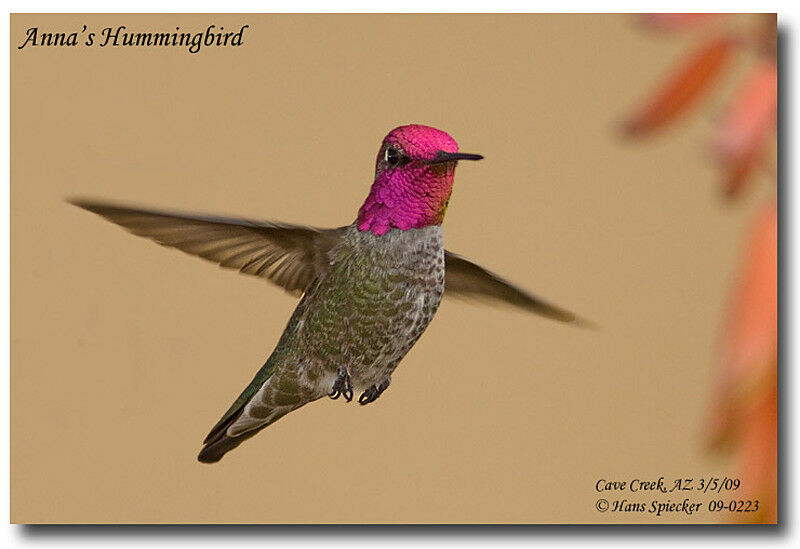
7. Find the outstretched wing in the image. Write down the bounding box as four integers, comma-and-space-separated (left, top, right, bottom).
70, 199, 324, 295
444, 251, 589, 326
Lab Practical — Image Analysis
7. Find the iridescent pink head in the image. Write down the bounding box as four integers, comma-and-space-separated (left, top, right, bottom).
356, 124, 483, 236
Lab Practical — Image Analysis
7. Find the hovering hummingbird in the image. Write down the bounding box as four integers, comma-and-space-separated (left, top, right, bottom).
72, 124, 585, 463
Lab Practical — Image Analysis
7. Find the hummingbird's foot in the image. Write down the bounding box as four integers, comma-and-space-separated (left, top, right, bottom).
329, 367, 353, 402
358, 377, 391, 406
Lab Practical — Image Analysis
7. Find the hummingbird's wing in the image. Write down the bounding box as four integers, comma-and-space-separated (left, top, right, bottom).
444, 251, 589, 326
70, 199, 326, 296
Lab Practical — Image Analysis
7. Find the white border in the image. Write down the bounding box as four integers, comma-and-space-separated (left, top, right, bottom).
0, 2, 790, 13
2, 2, 796, 547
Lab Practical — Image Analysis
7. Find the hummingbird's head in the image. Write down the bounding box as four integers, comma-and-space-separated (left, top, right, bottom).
356, 124, 483, 236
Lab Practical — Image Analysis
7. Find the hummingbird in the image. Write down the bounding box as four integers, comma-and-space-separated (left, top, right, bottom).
71, 124, 584, 463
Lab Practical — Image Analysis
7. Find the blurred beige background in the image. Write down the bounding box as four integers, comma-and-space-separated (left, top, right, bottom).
11, 14, 770, 523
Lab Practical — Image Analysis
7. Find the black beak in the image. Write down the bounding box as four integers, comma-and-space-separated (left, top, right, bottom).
429, 151, 484, 164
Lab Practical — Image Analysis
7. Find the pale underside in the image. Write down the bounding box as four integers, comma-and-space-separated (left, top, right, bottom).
230, 224, 445, 437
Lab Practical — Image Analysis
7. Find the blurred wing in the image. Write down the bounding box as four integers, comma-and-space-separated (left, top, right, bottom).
444, 251, 588, 326
71, 199, 324, 295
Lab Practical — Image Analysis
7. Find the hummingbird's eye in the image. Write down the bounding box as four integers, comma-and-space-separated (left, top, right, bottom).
384, 146, 401, 167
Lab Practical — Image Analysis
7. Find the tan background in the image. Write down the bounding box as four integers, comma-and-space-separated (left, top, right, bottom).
11, 14, 771, 523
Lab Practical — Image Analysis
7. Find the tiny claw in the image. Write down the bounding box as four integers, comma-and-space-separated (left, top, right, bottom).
358, 377, 391, 406
329, 367, 353, 403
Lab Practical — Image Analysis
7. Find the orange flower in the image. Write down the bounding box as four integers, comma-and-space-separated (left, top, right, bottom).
623, 36, 736, 136
624, 13, 777, 198
624, 14, 778, 523
713, 61, 778, 197
708, 200, 777, 523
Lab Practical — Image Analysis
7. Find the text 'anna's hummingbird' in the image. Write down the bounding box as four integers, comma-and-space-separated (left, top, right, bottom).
72, 124, 585, 463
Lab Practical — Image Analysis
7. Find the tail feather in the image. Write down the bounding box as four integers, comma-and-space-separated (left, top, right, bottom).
202, 358, 276, 446
198, 422, 262, 464
197, 351, 313, 463
197, 407, 296, 463
197, 356, 277, 463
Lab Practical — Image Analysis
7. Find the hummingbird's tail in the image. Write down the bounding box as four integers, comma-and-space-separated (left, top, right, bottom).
197, 422, 261, 464
197, 410, 291, 464
197, 398, 301, 463
197, 355, 309, 463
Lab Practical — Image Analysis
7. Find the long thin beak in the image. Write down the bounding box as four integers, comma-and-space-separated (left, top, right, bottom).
429, 151, 484, 164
